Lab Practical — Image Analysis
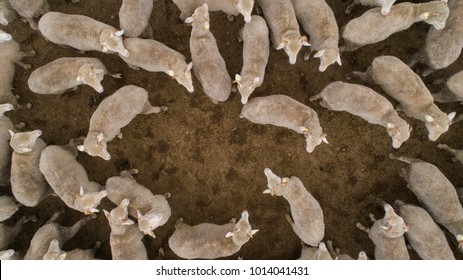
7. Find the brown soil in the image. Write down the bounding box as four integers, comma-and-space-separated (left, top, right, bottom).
2, 0, 462, 260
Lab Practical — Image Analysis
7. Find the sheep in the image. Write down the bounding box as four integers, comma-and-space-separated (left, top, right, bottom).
240, 94, 328, 153
234, 15, 269, 104
77, 85, 168, 160
120, 38, 194, 93
8, 0, 49, 29
356, 204, 410, 260
310, 81, 411, 149
390, 154, 463, 239
39, 139, 108, 215
105, 169, 171, 238
168, 210, 258, 259
257, 0, 310, 64
185, 4, 231, 104
291, 0, 341, 72
0, 103, 14, 186
0, 249, 20, 260
350, 55, 455, 141
103, 199, 148, 260
43, 239, 100, 260
394, 200, 455, 260
24, 211, 95, 260
326, 240, 368, 260
0, 0, 17, 26
38, 12, 130, 57
341, 1, 449, 52
432, 71, 463, 104
119, 0, 154, 39
437, 144, 463, 164
172, 0, 254, 23
0, 215, 36, 251
345, 0, 397, 16
408, 0, 463, 76
263, 168, 324, 246
9, 130, 52, 207
0, 196, 19, 222
28, 57, 120, 95
297, 242, 332, 260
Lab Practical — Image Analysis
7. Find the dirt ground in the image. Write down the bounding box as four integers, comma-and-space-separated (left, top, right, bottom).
2, 0, 463, 260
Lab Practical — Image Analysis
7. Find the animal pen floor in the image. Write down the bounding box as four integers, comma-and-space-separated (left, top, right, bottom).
2, 0, 463, 260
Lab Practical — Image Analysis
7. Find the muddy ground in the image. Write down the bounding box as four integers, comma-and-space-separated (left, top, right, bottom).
2, 0, 463, 260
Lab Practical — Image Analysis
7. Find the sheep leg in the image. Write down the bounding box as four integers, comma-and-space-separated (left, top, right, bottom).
345, 0, 360, 15
356, 222, 370, 234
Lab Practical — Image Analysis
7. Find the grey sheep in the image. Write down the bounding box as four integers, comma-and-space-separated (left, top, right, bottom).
263, 168, 324, 246
390, 154, 463, 239
345, 0, 397, 16
395, 200, 455, 260
0, 0, 17, 26
24, 211, 94, 260
342, 1, 449, 52
408, 0, 463, 76
291, 0, 341, 72
8, 0, 49, 29
172, 0, 254, 23
38, 12, 129, 57
0, 103, 14, 186
43, 239, 100, 260
240, 94, 328, 153
356, 204, 410, 260
105, 169, 171, 238
0, 195, 19, 222
257, 0, 310, 64
0, 249, 20, 260
28, 57, 120, 95
120, 38, 194, 93
437, 143, 463, 164
0, 215, 36, 250
103, 199, 148, 260
77, 85, 167, 160
310, 81, 411, 149
234, 15, 269, 104
432, 70, 463, 104
185, 4, 231, 104
10, 129, 52, 207
39, 140, 108, 215
169, 210, 258, 259
297, 242, 332, 260
350, 55, 455, 141
119, 0, 154, 39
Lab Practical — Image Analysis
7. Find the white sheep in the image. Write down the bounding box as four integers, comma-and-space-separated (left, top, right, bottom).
408, 0, 463, 76
356, 204, 410, 260
390, 155, 463, 239
119, 0, 154, 39
395, 200, 455, 260
291, 0, 341, 72
9, 130, 52, 207
39, 140, 108, 215
105, 169, 171, 238
186, 4, 231, 104
172, 0, 254, 23
28, 57, 120, 94
263, 168, 324, 246
0, 249, 20, 260
0, 103, 14, 186
437, 143, 463, 164
310, 81, 411, 149
77, 85, 167, 160
240, 94, 328, 153
169, 210, 258, 259
234, 15, 269, 104
257, 0, 310, 64
120, 38, 194, 93
43, 239, 100, 260
8, 0, 49, 29
38, 12, 130, 57
342, 1, 449, 51
345, 0, 397, 16
24, 211, 94, 260
350, 55, 455, 141
297, 242, 332, 260
432, 71, 463, 104
0, 195, 19, 222
0, 215, 36, 251
103, 199, 148, 260
0, 0, 17, 25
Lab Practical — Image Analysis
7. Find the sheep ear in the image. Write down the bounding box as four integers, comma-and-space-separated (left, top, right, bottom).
79, 186, 85, 196
102, 45, 108, 52
114, 30, 124, 36
235, 74, 242, 82
336, 54, 342, 65
8, 130, 15, 138
225, 232, 234, 238
137, 210, 143, 219
186, 62, 193, 71
300, 36, 311, 46
277, 41, 286, 50
103, 209, 110, 218
184, 17, 194, 24
387, 123, 395, 129
76, 75, 82, 81
167, 70, 175, 77
251, 229, 259, 235
419, 12, 431, 19
448, 112, 456, 120
77, 145, 85, 152
425, 115, 435, 122
314, 49, 325, 58
297, 126, 309, 133
97, 132, 104, 142
204, 21, 210, 29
